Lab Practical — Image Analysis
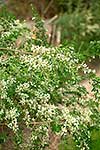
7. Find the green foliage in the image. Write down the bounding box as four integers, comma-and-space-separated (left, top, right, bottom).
59, 135, 76, 150
31, 5, 48, 47
0, 9, 100, 150
0, 132, 7, 144
90, 129, 100, 150
55, 0, 100, 58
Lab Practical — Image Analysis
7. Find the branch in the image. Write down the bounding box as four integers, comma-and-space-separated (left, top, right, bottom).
46, 15, 58, 24
43, 0, 54, 15
0, 47, 34, 55
0, 121, 49, 127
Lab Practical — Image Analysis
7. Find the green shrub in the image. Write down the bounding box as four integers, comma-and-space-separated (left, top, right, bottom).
55, 0, 100, 58
0, 9, 100, 150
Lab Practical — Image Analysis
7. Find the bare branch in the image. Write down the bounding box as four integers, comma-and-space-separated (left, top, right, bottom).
43, 0, 54, 15
0, 47, 33, 55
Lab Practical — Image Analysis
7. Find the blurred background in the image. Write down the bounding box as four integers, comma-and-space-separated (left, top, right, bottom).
0, 0, 100, 72
0, 0, 100, 50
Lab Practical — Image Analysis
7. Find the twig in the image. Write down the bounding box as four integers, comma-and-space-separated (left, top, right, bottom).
56, 26, 61, 45
46, 15, 58, 24
0, 47, 34, 55
0, 123, 7, 126
0, 121, 49, 127
30, 121, 49, 125
51, 24, 56, 45
43, 0, 54, 15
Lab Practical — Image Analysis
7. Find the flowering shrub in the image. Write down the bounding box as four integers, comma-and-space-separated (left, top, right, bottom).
0, 10, 100, 150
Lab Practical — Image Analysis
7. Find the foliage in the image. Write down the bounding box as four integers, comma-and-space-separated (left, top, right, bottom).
2, 0, 100, 58
89, 129, 100, 150
55, 0, 100, 58
0, 9, 100, 150
31, 5, 48, 47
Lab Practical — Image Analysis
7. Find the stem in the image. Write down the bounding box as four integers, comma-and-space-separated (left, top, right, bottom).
0, 47, 34, 55
43, 0, 54, 15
